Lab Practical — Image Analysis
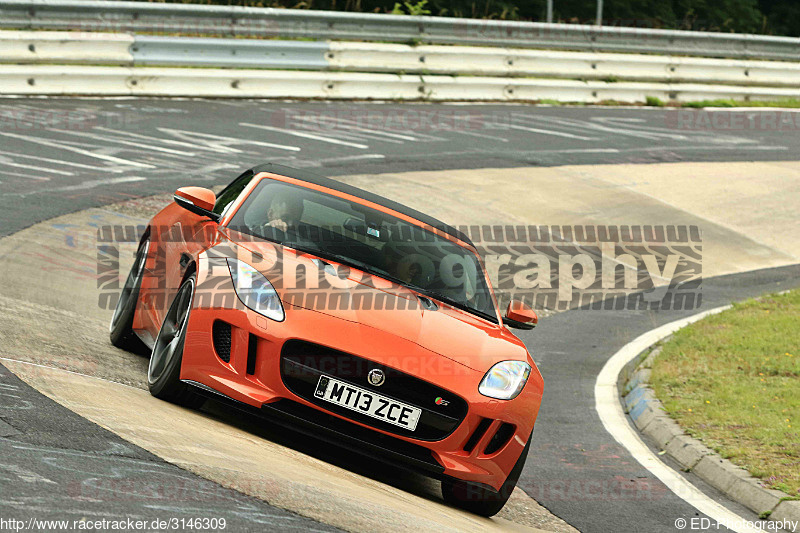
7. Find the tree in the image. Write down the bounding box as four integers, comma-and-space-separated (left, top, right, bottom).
130, 0, 800, 36
759, 0, 800, 36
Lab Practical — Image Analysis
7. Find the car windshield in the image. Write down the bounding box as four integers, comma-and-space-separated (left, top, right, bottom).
226, 178, 497, 322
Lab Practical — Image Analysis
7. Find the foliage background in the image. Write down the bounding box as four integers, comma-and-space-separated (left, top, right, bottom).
128, 0, 800, 36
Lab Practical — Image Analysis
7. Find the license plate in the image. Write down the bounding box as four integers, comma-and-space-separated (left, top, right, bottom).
314, 375, 421, 431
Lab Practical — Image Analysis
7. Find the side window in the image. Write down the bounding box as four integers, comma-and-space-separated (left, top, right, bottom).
213, 170, 254, 216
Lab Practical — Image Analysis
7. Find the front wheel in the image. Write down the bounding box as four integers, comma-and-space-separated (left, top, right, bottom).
147, 274, 205, 409
441, 435, 531, 517
109, 238, 149, 354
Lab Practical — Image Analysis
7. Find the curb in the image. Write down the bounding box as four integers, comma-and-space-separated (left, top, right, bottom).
622, 341, 799, 531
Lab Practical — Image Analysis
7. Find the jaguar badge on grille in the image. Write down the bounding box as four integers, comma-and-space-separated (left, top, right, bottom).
367, 369, 385, 386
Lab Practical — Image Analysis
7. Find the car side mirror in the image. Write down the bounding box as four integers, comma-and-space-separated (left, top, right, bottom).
504, 300, 538, 330
174, 187, 220, 222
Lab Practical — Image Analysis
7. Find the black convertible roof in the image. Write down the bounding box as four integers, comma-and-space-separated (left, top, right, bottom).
251, 163, 473, 246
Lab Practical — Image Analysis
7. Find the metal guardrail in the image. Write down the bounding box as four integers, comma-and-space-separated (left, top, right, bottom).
133, 37, 328, 69
0, 29, 133, 64
4, 31, 800, 89
6, 64, 800, 101
1, 0, 799, 61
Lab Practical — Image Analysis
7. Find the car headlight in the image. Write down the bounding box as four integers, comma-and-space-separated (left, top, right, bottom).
479, 361, 531, 400
226, 258, 284, 322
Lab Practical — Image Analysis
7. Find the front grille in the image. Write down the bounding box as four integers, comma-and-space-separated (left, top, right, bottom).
280, 340, 468, 441
212, 320, 231, 363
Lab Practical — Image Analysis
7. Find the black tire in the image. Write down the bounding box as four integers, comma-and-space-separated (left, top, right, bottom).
441, 434, 531, 517
109, 238, 150, 354
147, 274, 205, 409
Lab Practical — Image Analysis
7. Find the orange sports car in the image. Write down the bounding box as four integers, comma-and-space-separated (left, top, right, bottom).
109, 163, 543, 516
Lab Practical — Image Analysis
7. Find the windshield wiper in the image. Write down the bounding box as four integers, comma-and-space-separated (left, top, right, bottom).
416, 289, 496, 323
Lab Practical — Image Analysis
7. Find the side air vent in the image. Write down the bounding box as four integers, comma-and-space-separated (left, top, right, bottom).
484, 422, 516, 455
212, 320, 231, 363
463, 418, 493, 452
246, 334, 258, 375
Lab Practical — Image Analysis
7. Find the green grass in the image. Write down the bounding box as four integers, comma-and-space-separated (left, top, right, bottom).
651, 289, 800, 496
682, 98, 800, 108
529, 98, 800, 108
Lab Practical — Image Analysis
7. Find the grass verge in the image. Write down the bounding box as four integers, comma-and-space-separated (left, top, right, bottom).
682, 98, 800, 108
650, 289, 800, 497
529, 98, 800, 108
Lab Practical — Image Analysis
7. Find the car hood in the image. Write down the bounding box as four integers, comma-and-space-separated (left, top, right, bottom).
226, 235, 528, 373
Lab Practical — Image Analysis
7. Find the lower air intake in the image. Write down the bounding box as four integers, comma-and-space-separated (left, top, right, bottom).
212, 320, 231, 363
484, 422, 516, 455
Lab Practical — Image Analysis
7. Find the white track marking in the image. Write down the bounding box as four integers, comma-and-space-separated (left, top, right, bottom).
0, 150, 120, 171
240, 122, 369, 149
520, 115, 678, 140
595, 305, 766, 533
1, 172, 44, 181
0, 159, 72, 176
504, 123, 598, 141
451, 129, 511, 142
276, 112, 445, 142
317, 154, 385, 163
295, 124, 399, 145
317, 117, 421, 141
157, 127, 301, 153
1, 171, 50, 181
58, 130, 197, 156
0, 131, 155, 169
95, 127, 216, 151
293, 118, 407, 144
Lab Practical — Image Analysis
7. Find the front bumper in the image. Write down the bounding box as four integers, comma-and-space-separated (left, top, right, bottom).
181, 271, 543, 491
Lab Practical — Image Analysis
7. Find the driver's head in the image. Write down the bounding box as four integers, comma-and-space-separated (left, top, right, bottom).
383, 242, 422, 284
267, 190, 303, 225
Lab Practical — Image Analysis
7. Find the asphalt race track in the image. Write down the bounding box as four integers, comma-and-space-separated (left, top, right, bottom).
0, 364, 340, 532
3, 99, 800, 236
1, 98, 799, 532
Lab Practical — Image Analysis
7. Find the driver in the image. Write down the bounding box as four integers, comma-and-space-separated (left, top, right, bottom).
383, 241, 423, 285
264, 190, 303, 233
